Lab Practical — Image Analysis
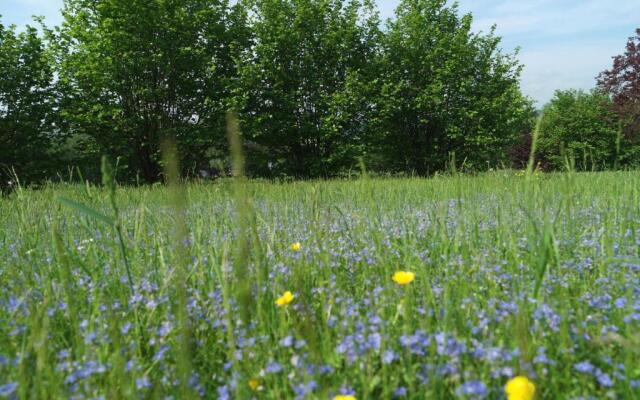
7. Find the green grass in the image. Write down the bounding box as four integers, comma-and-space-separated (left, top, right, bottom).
1, 171, 640, 399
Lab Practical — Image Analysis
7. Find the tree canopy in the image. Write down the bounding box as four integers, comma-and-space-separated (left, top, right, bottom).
371, 0, 532, 174
537, 90, 621, 171
1, 0, 554, 185
53, 0, 245, 182
598, 28, 640, 140
0, 22, 55, 188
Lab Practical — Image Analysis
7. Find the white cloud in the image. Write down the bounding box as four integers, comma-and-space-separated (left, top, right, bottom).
455, 0, 640, 104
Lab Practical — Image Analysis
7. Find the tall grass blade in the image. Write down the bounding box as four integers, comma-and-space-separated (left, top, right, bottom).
57, 197, 115, 226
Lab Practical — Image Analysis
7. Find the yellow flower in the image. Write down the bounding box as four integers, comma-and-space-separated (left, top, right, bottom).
505, 376, 535, 400
290, 242, 302, 251
392, 271, 415, 285
333, 396, 356, 400
275, 291, 294, 306
248, 378, 259, 391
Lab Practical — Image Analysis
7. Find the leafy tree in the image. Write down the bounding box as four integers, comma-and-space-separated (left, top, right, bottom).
598, 28, 640, 139
1, 0, 542, 182
54, 0, 246, 182
370, 0, 532, 174
236, 0, 380, 177
537, 90, 621, 171
0, 20, 56, 189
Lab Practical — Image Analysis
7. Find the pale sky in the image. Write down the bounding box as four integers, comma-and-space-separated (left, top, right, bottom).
2, 0, 639, 105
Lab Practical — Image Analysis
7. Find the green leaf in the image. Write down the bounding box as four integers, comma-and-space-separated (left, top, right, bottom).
368, 375, 381, 391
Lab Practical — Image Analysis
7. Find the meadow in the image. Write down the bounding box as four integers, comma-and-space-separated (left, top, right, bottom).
1, 171, 640, 399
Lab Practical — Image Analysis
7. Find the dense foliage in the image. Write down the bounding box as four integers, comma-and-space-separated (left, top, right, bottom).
0, 22, 56, 188
2, 0, 639, 185
236, 0, 381, 177
1, 0, 534, 185
52, 0, 246, 182
371, 0, 532, 173
537, 90, 622, 171
598, 28, 640, 139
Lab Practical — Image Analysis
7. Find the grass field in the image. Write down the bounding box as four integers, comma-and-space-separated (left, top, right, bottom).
1, 172, 640, 399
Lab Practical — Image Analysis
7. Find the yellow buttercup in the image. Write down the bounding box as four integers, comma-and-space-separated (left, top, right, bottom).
275, 291, 294, 306
505, 376, 535, 400
392, 271, 415, 285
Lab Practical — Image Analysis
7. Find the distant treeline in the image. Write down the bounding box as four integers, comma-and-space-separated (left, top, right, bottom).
0, 0, 638, 186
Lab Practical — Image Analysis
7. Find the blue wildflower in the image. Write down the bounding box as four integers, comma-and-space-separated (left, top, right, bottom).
292, 380, 317, 399
595, 371, 613, 387
382, 350, 396, 364
280, 336, 294, 347
136, 376, 152, 390
393, 386, 407, 398
265, 361, 282, 373
574, 361, 595, 374
0, 382, 17, 397
456, 381, 487, 398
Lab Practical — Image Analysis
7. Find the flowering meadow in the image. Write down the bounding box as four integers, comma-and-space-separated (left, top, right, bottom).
1, 172, 640, 399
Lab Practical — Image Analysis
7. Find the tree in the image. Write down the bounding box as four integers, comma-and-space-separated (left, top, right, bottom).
370, 0, 532, 174
0, 20, 56, 189
236, 0, 380, 177
1, 0, 540, 182
537, 90, 621, 171
598, 28, 640, 139
54, 0, 245, 182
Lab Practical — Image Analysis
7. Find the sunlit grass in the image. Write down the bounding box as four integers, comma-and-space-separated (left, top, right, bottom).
1, 171, 639, 399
